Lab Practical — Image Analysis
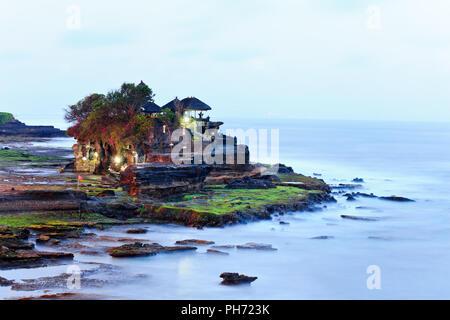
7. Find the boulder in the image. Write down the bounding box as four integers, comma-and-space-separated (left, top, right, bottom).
236, 242, 277, 251
175, 239, 215, 245
207, 249, 229, 256
125, 228, 147, 234
220, 272, 257, 285
109, 241, 197, 258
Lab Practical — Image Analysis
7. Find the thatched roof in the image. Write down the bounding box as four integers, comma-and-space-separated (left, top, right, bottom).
140, 101, 161, 113
181, 97, 211, 111
161, 98, 181, 112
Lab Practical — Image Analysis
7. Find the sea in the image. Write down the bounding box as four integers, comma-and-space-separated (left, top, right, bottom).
1, 118, 449, 299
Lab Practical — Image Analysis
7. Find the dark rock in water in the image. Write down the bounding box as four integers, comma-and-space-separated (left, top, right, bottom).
0, 246, 73, 268
352, 178, 364, 183
120, 164, 212, 197
344, 192, 377, 198
0, 276, 14, 286
0, 226, 34, 250
341, 215, 379, 222
207, 249, 229, 256
310, 235, 334, 240
226, 176, 276, 189
109, 241, 197, 258
220, 272, 257, 285
0, 119, 66, 137
279, 221, 290, 225
331, 184, 363, 190
346, 195, 356, 201
274, 163, 294, 174
236, 242, 277, 251
379, 196, 414, 202
176, 239, 215, 245
125, 228, 147, 234
96, 190, 116, 198
211, 245, 235, 249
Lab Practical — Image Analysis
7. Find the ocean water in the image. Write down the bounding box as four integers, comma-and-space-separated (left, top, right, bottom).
1, 119, 450, 299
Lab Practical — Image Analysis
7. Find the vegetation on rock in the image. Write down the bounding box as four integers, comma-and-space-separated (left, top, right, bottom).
0, 112, 14, 125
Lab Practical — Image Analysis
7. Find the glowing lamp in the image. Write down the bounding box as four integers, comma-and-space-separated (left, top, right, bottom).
114, 156, 121, 165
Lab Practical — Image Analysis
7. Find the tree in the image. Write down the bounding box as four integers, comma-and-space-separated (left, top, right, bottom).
65, 82, 157, 173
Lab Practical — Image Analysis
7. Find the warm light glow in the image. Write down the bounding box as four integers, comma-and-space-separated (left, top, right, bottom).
93, 152, 98, 158
114, 156, 121, 164
82, 157, 87, 161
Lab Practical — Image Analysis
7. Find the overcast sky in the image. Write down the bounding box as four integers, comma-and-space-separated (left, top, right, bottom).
1, 0, 449, 128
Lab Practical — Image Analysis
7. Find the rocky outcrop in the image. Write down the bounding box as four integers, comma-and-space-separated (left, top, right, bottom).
225, 176, 276, 189
120, 164, 212, 197
0, 119, 66, 137
108, 241, 197, 257
175, 239, 214, 245
0, 190, 87, 213
220, 272, 257, 285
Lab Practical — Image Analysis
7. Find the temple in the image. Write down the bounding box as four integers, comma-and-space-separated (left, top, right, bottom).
72, 83, 249, 174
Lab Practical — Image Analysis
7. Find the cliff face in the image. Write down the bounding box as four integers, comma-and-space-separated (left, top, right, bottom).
120, 164, 213, 198
0, 119, 66, 137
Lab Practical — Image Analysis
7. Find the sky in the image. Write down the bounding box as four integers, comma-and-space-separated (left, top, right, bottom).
1, 0, 450, 128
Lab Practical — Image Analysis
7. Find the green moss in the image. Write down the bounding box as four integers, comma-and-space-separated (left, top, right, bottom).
0, 112, 14, 125
278, 173, 324, 185
0, 149, 57, 162
162, 186, 320, 215
0, 212, 121, 228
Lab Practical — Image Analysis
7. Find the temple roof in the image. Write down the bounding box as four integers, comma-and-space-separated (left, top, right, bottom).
181, 97, 211, 111
140, 101, 161, 113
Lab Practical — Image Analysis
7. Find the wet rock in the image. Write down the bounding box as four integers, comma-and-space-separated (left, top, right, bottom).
236, 242, 277, 251
379, 196, 414, 202
207, 249, 229, 256
125, 228, 147, 234
226, 176, 276, 189
211, 245, 235, 249
36, 234, 51, 243
0, 246, 73, 268
352, 178, 364, 183
175, 239, 215, 245
109, 242, 158, 258
96, 190, 116, 198
220, 272, 257, 285
18, 292, 108, 300
341, 215, 379, 222
346, 195, 356, 201
279, 221, 289, 225
0, 276, 14, 286
11, 273, 105, 292
0, 226, 34, 250
109, 241, 197, 258
310, 235, 334, 240
331, 184, 362, 190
